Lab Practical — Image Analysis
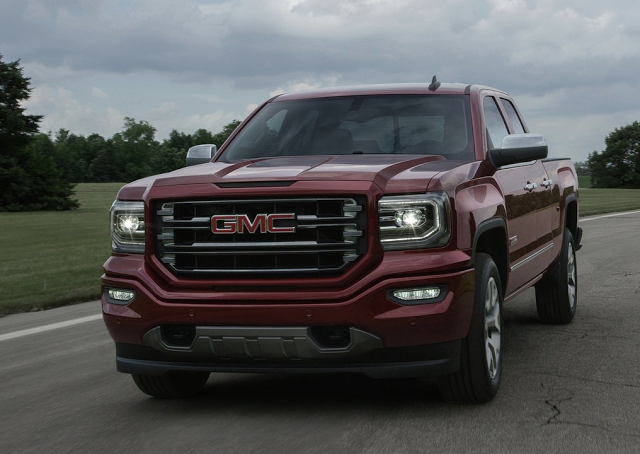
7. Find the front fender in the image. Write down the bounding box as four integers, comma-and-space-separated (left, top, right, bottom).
454, 181, 506, 252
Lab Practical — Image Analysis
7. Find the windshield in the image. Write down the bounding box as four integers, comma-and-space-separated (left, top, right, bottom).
219, 95, 474, 162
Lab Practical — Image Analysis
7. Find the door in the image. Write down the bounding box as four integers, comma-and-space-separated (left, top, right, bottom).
483, 94, 552, 294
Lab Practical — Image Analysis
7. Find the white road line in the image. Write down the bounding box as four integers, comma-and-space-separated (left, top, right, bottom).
0, 314, 103, 342
580, 210, 640, 223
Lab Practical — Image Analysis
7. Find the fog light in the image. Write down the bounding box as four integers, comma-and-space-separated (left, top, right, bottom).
106, 288, 135, 305
389, 286, 447, 305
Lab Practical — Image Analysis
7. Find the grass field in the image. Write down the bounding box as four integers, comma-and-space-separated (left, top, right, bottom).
578, 175, 592, 188
579, 188, 640, 216
0, 183, 123, 316
577, 174, 640, 215
0, 181, 639, 316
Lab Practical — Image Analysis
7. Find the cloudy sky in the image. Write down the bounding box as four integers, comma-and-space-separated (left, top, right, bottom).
3, 0, 640, 163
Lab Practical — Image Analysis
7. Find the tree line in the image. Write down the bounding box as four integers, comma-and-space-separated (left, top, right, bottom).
48, 118, 240, 184
587, 121, 640, 189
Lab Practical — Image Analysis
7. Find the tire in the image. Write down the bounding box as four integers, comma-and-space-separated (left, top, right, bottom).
437, 253, 503, 403
132, 371, 210, 398
535, 228, 577, 324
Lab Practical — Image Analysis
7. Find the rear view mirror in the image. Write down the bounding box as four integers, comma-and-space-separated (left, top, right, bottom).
186, 144, 217, 166
488, 133, 548, 168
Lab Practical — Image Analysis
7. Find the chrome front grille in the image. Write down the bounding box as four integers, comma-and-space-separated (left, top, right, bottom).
154, 197, 367, 278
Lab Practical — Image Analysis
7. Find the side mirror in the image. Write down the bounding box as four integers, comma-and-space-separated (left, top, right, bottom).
488, 133, 548, 168
186, 144, 217, 166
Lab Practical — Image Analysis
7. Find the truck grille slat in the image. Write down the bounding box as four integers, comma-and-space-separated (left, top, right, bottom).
154, 197, 367, 278
162, 243, 357, 251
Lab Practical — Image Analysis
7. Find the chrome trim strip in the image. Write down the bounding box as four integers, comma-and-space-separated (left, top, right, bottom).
510, 243, 554, 272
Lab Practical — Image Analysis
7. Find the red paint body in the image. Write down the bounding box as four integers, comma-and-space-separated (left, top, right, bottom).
102, 83, 579, 379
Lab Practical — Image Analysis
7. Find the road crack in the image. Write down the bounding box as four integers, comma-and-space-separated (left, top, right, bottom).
540, 387, 640, 438
545, 396, 572, 425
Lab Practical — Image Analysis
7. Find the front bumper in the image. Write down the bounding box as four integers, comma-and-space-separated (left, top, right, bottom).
102, 250, 475, 379
115, 338, 462, 379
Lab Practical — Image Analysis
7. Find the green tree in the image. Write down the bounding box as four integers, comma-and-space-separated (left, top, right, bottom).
588, 121, 640, 188
0, 55, 78, 211
150, 145, 186, 175
83, 133, 109, 181
193, 128, 216, 146
88, 140, 116, 182
110, 117, 158, 182
53, 129, 92, 182
21, 134, 80, 210
166, 129, 194, 152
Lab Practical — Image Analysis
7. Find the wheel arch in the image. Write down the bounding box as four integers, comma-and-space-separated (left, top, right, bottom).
564, 194, 579, 237
472, 218, 509, 294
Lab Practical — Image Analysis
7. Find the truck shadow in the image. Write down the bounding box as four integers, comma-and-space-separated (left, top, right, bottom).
128, 298, 550, 414
181, 373, 441, 411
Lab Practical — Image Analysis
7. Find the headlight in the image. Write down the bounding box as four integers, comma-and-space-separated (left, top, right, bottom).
110, 200, 145, 253
378, 192, 451, 250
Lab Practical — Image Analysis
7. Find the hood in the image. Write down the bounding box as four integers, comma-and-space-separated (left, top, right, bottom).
117, 155, 467, 199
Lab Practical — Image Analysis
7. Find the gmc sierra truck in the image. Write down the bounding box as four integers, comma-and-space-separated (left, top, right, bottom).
102, 79, 582, 403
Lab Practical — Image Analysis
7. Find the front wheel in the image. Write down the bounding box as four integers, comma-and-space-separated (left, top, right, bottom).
535, 228, 577, 324
437, 253, 503, 403
132, 371, 210, 398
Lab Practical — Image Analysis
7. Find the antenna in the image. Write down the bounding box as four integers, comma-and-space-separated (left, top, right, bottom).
428, 75, 441, 91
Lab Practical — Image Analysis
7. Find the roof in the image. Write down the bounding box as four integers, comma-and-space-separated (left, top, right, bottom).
273, 82, 477, 102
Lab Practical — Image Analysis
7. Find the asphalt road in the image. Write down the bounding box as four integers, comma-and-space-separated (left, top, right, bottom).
1, 211, 639, 454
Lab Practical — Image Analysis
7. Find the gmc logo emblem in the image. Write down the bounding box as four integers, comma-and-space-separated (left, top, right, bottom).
211, 213, 296, 234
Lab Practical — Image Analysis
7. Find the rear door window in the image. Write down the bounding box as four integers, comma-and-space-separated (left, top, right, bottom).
501, 99, 526, 134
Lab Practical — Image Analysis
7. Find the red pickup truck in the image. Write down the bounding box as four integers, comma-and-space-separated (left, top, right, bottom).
102, 79, 582, 403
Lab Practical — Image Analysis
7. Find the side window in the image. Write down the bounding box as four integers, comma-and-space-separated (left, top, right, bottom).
501, 99, 525, 134
483, 96, 509, 149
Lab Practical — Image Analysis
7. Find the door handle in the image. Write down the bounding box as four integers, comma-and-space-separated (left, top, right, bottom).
524, 182, 538, 192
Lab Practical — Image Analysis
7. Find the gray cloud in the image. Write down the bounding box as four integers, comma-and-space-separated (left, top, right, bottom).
3, 0, 640, 160
4, 0, 636, 91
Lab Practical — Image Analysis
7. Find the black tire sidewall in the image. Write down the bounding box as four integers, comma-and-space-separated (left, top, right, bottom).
558, 228, 577, 320
467, 253, 503, 399
536, 228, 577, 324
